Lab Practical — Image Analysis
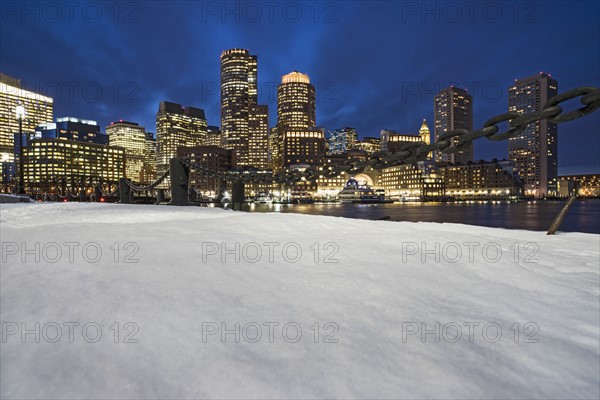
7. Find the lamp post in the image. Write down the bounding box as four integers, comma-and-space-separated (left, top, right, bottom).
16, 104, 25, 195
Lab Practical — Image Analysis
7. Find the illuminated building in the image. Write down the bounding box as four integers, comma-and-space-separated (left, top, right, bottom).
140, 132, 156, 183
273, 71, 319, 170
354, 137, 380, 155
327, 127, 358, 154
156, 101, 207, 185
380, 161, 444, 200
1, 73, 53, 182
248, 104, 269, 169
437, 160, 522, 199
204, 126, 224, 147
434, 86, 473, 164
277, 71, 316, 130
220, 48, 266, 166
558, 174, 600, 197
281, 128, 326, 167
508, 73, 558, 197
177, 145, 236, 199
380, 120, 431, 158
23, 138, 125, 192
35, 117, 106, 144
106, 120, 147, 181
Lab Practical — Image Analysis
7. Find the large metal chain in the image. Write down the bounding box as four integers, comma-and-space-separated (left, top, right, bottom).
161, 86, 600, 186
124, 169, 170, 191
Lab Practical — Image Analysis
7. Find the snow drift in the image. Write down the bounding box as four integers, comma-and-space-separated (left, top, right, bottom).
1, 203, 599, 399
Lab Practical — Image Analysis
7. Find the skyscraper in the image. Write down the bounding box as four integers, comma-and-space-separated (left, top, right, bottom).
434, 86, 473, 164
220, 48, 258, 166
273, 71, 320, 170
248, 104, 269, 170
106, 120, 147, 181
277, 71, 316, 130
0, 73, 53, 181
156, 101, 207, 182
508, 73, 558, 197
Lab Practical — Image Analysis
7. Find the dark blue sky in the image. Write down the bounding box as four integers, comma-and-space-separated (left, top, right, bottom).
1, 0, 599, 174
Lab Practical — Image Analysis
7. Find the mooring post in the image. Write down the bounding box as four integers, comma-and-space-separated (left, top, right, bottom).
156, 189, 165, 204
169, 157, 190, 206
232, 180, 245, 211
119, 178, 131, 204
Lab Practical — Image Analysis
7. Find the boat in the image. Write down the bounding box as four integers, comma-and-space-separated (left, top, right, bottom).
290, 191, 314, 204
338, 178, 387, 203
254, 191, 273, 204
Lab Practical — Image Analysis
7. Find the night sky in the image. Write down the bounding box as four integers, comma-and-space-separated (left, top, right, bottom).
1, 0, 598, 174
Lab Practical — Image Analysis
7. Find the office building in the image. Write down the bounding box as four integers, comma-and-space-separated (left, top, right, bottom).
248, 104, 269, 169
434, 86, 473, 164
327, 127, 358, 155
156, 101, 207, 183
35, 117, 107, 144
508, 73, 558, 197
204, 125, 224, 147
106, 120, 147, 180
1, 73, 53, 183
221, 48, 267, 166
281, 128, 326, 167
23, 138, 125, 193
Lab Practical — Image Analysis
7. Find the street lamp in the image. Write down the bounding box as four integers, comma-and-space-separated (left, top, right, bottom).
16, 104, 25, 195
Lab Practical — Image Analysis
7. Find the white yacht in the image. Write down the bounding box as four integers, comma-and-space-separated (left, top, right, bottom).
338, 178, 384, 203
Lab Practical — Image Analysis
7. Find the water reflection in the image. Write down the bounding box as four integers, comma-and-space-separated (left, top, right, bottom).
237, 199, 600, 234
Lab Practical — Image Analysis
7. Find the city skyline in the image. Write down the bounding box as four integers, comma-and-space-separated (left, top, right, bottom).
1, 1, 599, 174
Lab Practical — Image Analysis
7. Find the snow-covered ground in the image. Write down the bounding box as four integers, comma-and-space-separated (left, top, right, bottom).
1, 203, 599, 399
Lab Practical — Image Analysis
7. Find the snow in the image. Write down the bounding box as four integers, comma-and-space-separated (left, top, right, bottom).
1, 202, 599, 399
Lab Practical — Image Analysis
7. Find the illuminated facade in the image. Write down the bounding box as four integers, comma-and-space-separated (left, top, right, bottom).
220, 48, 263, 166
107, 121, 147, 180
156, 101, 207, 184
248, 104, 269, 169
380, 120, 431, 158
327, 127, 357, 155
1, 73, 53, 182
437, 160, 522, 199
508, 73, 558, 197
140, 132, 156, 183
281, 128, 326, 167
23, 138, 125, 189
380, 161, 444, 200
354, 137, 380, 155
434, 86, 473, 164
277, 71, 316, 130
273, 71, 319, 170
558, 174, 599, 197
35, 117, 106, 144
204, 126, 224, 147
